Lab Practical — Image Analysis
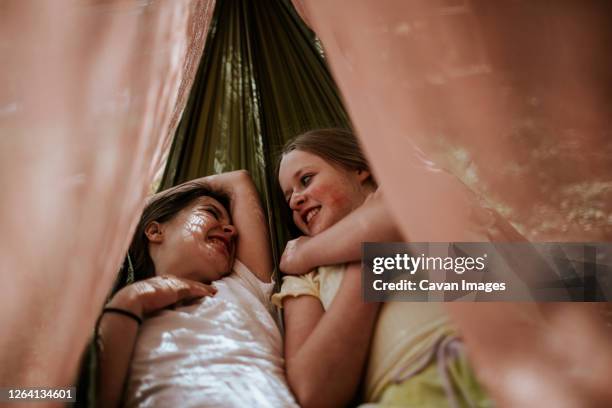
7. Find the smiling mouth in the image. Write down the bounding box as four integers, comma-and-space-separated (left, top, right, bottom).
207, 237, 230, 256
304, 207, 321, 226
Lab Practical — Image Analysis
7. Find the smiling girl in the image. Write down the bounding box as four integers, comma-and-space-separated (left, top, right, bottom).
273, 128, 490, 407
97, 171, 297, 407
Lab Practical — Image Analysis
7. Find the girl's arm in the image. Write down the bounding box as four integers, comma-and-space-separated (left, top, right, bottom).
97, 292, 140, 408
194, 170, 272, 282
283, 262, 380, 408
97, 277, 215, 407
280, 192, 395, 406
281, 190, 402, 275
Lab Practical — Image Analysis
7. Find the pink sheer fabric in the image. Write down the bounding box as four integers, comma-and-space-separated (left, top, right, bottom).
0, 0, 214, 389
294, 0, 612, 406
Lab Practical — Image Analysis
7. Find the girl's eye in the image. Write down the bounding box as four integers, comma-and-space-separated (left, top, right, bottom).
300, 174, 313, 186
204, 208, 220, 220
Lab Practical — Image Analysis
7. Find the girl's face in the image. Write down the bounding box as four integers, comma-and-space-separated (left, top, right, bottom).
279, 150, 370, 236
148, 196, 236, 283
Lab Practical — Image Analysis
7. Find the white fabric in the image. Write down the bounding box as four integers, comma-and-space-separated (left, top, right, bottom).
124, 260, 298, 407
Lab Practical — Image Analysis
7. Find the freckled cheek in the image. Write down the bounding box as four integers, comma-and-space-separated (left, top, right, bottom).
199, 238, 232, 259
329, 190, 353, 208
198, 242, 217, 258
179, 228, 203, 247
181, 214, 210, 240
310, 183, 353, 215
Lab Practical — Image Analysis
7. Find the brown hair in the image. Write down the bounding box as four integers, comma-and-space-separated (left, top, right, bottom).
278, 128, 375, 185
113, 181, 230, 293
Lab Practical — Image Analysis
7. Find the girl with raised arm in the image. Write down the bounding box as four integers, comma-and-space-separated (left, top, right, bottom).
97, 171, 298, 407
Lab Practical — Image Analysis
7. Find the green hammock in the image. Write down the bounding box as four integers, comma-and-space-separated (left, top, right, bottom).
160, 0, 351, 265
78, 1, 350, 406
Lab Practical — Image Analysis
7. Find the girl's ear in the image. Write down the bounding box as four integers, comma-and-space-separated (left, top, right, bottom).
145, 221, 164, 243
356, 169, 372, 185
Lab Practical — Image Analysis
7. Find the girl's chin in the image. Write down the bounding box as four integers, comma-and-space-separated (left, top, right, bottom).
300, 217, 330, 236
307, 221, 329, 236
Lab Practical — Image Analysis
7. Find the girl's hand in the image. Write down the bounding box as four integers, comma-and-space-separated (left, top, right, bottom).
280, 236, 311, 275
107, 276, 217, 319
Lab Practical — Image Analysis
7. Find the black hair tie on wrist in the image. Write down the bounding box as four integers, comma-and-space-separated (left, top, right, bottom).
102, 307, 143, 325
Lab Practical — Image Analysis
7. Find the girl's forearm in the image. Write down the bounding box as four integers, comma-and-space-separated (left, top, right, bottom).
285, 264, 380, 407
194, 170, 247, 194
301, 192, 403, 270
96, 293, 141, 407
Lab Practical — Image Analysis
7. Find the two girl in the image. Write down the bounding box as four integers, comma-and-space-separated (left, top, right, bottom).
99, 128, 488, 407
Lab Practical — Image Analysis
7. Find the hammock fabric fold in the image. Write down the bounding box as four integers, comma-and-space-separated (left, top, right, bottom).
160, 0, 351, 261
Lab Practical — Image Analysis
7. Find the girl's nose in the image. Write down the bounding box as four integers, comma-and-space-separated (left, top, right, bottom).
222, 224, 236, 237
289, 191, 306, 210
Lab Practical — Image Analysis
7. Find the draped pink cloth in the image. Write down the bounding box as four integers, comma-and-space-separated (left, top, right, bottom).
0, 0, 215, 392
1, 1, 610, 405
293, 0, 612, 406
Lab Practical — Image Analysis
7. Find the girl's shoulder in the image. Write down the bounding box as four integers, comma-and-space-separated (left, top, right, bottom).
271, 264, 348, 310
230, 259, 275, 303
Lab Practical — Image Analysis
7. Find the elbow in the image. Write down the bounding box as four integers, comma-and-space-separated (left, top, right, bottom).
290, 384, 324, 408
233, 169, 251, 180
232, 169, 256, 188
286, 364, 334, 408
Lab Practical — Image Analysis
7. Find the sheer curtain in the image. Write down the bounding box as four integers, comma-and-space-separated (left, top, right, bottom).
0, 0, 215, 389
292, 0, 612, 405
